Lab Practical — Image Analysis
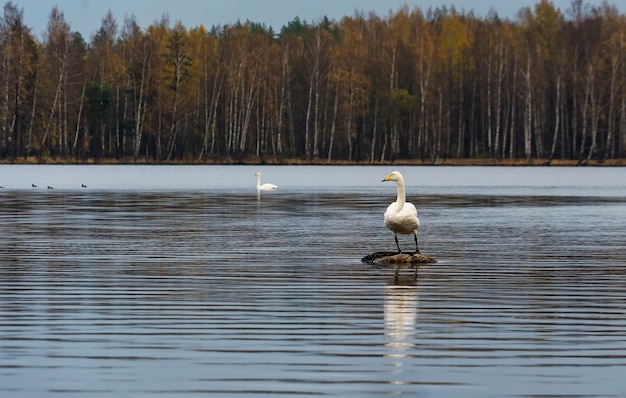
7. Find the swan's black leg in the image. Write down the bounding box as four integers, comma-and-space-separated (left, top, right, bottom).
395, 236, 401, 253
414, 234, 421, 254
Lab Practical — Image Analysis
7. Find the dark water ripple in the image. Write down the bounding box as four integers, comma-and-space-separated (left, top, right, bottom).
1, 186, 626, 397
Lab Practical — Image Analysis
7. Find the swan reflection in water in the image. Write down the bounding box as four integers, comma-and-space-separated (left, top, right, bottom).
384, 276, 418, 386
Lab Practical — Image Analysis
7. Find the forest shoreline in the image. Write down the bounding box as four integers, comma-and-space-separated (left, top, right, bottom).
2, 157, 625, 167
3, 2, 626, 165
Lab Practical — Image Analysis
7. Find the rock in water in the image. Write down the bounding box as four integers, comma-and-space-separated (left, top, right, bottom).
362, 251, 437, 265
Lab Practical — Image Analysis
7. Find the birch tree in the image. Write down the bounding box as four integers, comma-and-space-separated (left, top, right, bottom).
0, 2, 37, 160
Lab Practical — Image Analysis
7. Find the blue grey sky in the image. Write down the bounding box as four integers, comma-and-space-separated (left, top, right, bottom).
12, 0, 623, 40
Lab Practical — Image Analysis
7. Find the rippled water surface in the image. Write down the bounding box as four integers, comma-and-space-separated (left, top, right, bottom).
1, 165, 625, 397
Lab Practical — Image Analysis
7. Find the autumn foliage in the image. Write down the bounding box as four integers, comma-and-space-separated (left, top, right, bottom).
1, 0, 626, 164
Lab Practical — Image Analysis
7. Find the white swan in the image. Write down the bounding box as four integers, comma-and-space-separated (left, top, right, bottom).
382, 171, 420, 253
255, 172, 278, 191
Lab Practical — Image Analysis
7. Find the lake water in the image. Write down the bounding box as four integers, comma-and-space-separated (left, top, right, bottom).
0, 165, 625, 397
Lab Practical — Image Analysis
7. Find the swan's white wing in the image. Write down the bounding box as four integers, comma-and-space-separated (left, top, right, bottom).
259, 183, 278, 190
384, 202, 419, 234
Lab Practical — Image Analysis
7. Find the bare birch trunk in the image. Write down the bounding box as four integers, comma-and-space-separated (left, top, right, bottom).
327, 80, 339, 162
209, 72, 222, 156
509, 56, 518, 159
487, 48, 493, 157
239, 69, 258, 153
523, 52, 532, 161
586, 69, 599, 162
2, 48, 9, 152
370, 98, 378, 162
312, 62, 320, 159
620, 96, 626, 158
26, 63, 39, 158
276, 48, 289, 156
494, 39, 505, 158
40, 67, 64, 158
346, 79, 354, 162
304, 67, 314, 158
578, 69, 590, 163
604, 52, 619, 160
133, 51, 149, 160
72, 79, 86, 153
166, 95, 179, 161
548, 75, 561, 163
456, 75, 464, 158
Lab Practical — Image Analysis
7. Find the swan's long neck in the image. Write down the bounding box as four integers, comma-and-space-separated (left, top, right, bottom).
395, 177, 406, 207
256, 174, 261, 189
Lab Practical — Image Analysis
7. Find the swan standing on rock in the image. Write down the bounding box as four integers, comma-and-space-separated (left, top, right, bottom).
255, 172, 278, 191
382, 171, 420, 254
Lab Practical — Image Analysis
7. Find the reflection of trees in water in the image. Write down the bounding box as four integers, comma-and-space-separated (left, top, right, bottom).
384, 279, 418, 385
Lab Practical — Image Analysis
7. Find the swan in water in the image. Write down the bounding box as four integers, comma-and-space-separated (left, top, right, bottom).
255, 172, 278, 191
382, 171, 420, 253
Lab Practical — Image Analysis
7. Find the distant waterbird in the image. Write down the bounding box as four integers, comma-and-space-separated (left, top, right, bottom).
32, 184, 37, 188
255, 172, 278, 191
47, 186, 54, 190
382, 171, 420, 254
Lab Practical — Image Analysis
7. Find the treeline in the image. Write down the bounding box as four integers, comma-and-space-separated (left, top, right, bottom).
1, 0, 626, 163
